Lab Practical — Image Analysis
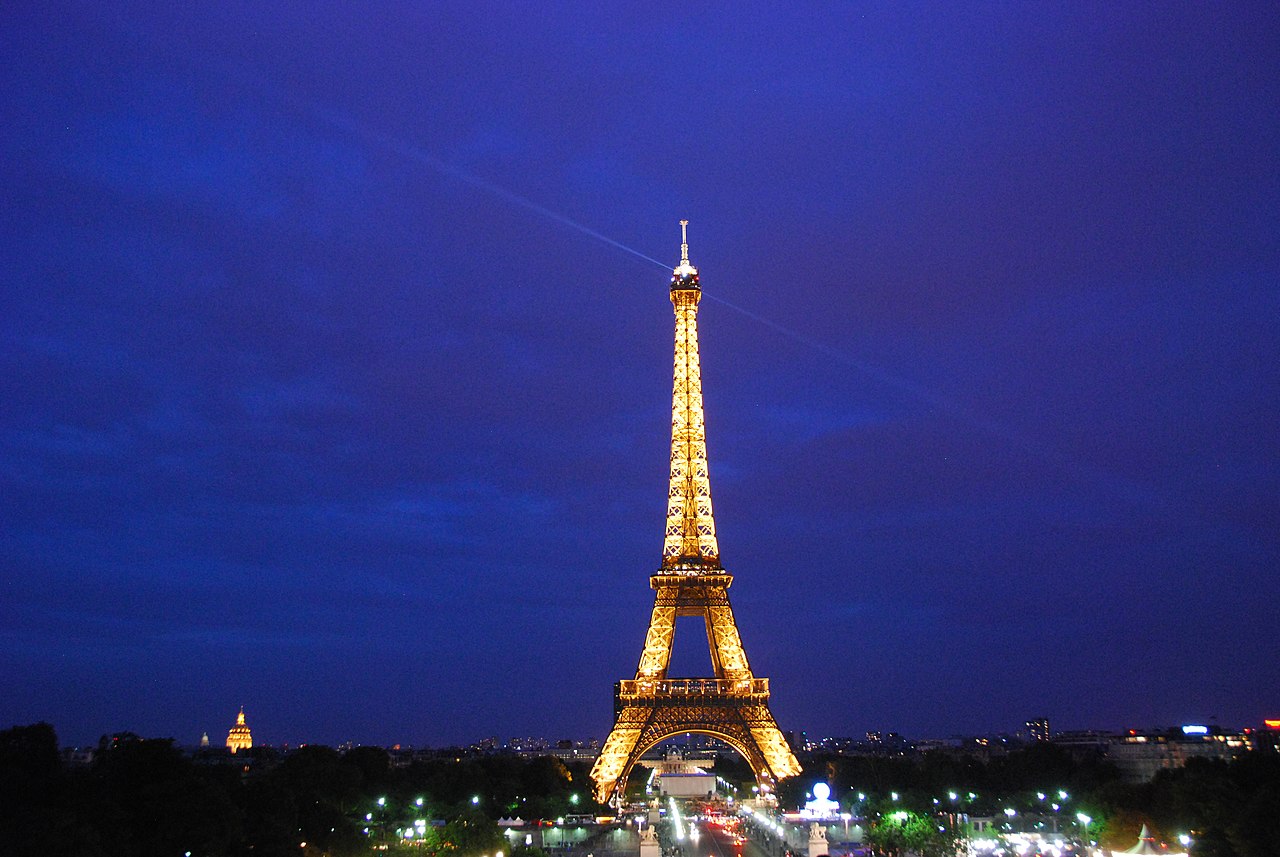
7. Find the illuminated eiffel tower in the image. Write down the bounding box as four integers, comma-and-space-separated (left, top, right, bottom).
590, 222, 801, 804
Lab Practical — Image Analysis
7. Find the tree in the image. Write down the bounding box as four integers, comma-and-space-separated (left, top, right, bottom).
1227, 785, 1280, 857
440, 806, 504, 855
92, 736, 242, 857
865, 811, 961, 857
345, 745, 393, 791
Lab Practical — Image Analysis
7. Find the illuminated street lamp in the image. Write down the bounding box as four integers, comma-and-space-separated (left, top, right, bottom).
1076, 812, 1093, 845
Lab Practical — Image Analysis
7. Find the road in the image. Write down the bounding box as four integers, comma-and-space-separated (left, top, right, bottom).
685, 819, 779, 857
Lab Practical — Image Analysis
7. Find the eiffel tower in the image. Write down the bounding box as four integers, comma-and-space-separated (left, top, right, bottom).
590, 222, 801, 804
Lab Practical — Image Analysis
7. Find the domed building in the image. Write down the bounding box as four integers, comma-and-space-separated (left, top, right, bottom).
226, 707, 253, 753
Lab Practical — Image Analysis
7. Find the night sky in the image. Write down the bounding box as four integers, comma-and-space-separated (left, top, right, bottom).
2, 3, 1277, 750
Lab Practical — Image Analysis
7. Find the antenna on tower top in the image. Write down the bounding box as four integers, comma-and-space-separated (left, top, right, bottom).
672, 219, 698, 281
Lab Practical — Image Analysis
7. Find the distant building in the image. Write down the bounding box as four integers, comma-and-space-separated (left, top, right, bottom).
226, 707, 253, 753
1107, 726, 1248, 782
1257, 719, 1280, 754
1025, 718, 1050, 743
200, 732, 210, 748
60, 747, 95, 768
1052, 730, 1114, 750
644, 752, 716, 798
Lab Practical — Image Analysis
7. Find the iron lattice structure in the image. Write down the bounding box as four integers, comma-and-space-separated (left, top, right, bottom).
590, 222, 801, 804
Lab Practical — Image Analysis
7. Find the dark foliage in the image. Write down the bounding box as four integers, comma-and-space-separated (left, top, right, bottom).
7, 723, 1274, 857
781, 744, 1277, 854
0, 724, 597, 857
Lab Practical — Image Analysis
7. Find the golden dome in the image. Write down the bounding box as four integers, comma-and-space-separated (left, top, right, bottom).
226, 707, 253, 753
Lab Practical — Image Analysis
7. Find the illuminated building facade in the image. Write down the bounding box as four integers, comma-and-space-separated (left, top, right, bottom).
1108, 725, 1249, 782
590, 222, 801, 804
226, 707, 253, 753
1025, 717, 1050, 743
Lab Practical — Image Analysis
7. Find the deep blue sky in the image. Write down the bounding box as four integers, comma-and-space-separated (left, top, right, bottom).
2, 3, 1277, 749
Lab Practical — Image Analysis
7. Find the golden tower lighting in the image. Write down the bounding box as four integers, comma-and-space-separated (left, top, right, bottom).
590, 221, 801, 805
226, 706, 253, 754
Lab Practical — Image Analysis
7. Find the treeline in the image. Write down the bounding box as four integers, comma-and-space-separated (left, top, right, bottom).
0, 723, 596, 857
1091, 753, 1280, 857
779, 742, 1280, 856
776, 742, 1117, 815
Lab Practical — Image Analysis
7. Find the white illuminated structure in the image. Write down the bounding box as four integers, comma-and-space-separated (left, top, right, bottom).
1112, 824, 1187, 856
801, 782, 841, 820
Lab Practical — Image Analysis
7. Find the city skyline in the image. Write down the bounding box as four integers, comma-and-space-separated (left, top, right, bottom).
3, 4, 1277, 749
30, 706, 1279, 754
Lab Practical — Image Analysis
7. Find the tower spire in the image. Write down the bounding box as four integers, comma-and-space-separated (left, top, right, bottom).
673, 219, 698, 280
664, 219, 718, 570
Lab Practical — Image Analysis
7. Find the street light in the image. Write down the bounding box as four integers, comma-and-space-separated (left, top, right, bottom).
1076, 812, 1093, 845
